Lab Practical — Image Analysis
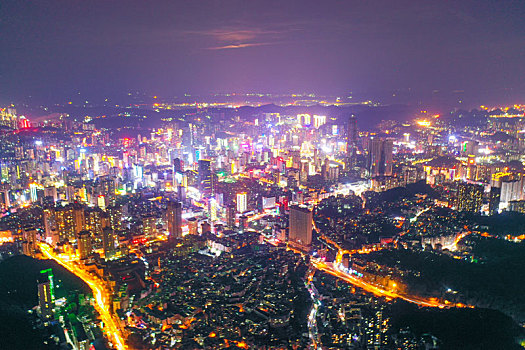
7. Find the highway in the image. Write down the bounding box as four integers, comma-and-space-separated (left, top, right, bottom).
311, 258, 469, 309
38, 243, 127, 350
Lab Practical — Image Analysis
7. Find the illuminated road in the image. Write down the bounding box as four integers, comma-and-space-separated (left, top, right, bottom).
305, 268, 321, 349
38, 243, 127, 350
311, 258, 469, 309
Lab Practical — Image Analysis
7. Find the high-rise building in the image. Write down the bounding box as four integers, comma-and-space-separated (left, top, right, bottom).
367, 138, 393, 177
22, 226, 37, 257
77, 230, 93, 259
488, 187, 501, 216
85, 207, 106, 236
107, 205, 123, 231
226, 204, 237, 228
347, 115, 358, 167
288, 205, 313, 251
55, 205, 76, 242
73, 203, 85, 234
456, 183, 483, 213
143, 215, 158, 240
500, 179, 523, 206
198, 159, 213, 197
236, 192, 247, 213
38, 281, 53, 321
167, 200, 182, 243
173, 157, 182, 173
43, 206, 57, 244
102, 227, 116, 260
187, 217, 198, 235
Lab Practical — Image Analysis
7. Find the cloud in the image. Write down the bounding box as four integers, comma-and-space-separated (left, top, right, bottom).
184, 26, 293, 50
205, 42, 274, 50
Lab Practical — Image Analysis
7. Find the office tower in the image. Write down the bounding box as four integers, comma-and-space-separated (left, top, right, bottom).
167, 200, 182, 243
346, 115, 358, 167
488, 187, 501, 216
456, 183, 483, 213
55, 205, 76, 242
198, 159, 213, 197
38, 281, 53, 321
102, 227, 116, 260
236, 192, 247, 213
77, 231, 93, 259
367, 138, 393, 177
288, 205, 313, 250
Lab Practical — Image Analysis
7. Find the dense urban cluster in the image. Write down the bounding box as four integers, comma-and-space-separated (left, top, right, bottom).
0, 99, 525, 349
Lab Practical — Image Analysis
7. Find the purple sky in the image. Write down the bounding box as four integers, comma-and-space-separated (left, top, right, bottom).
1, 0, 525, 108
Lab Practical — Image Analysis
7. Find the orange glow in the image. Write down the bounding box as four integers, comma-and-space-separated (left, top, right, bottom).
38, 243, 127, 350
209, 332, 217, 338
416, 120, 431, 127
236, 341, 249, 349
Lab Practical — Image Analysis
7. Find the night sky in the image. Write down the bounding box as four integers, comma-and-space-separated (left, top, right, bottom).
1, 0, 525, 108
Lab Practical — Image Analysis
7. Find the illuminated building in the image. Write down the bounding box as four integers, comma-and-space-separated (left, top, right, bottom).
288, 205, 313, 251
77, 230, 93, 259
167, 200, 182, 243
102, 227, 116, 259
236, 192, 247, 213
38, 281, 53, 321
0, 189, 10, 209
107, 205, 123, 231
143, 215, 158, 240
456, 182, 483, 213
500, 179, 523, 206
313, 114, 327, 128
99, 176, 117, 206
346, 115, 358, 167
73, 203, 85, 234
488, 187, 501, 216
187, 217, 198, 235
226, 204, 236, 228
55, 205, 76, 242
85, 207, 106, 236
509, 200, 525, 213
367, 138, 393, 177
22, 226, 37, 257
198, 159, 213, 197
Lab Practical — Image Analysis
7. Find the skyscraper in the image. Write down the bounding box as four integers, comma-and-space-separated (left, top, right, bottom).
55, 204, 76, 242
236, 192, 247, 213
198, 159, 213, 197
457, 183, 483, 213
102, 227, 116, 260
288, 205, 313, 251
167, 200, 182, 243
346, 115, 358, 168
22, 226, 37, 257
488, 187, 501, 216
367, 138, 393, 177
77, 230, 93, 259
